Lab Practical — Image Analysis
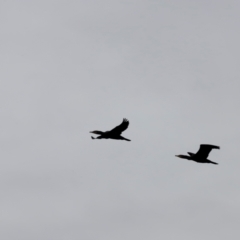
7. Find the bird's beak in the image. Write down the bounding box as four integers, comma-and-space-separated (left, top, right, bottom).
89, 131, 93, 133
175, 155, 179, 157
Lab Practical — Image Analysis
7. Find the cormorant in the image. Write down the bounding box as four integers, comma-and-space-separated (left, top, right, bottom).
90, 118, 131, 141
175, 144, 220, 165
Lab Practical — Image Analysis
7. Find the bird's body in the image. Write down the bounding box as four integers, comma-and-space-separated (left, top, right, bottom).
175, 144, 220, 165
90, 118, 131, 141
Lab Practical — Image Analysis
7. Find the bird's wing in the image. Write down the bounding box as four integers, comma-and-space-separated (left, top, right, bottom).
109, 118, 129, 134
195, 144, 220, 159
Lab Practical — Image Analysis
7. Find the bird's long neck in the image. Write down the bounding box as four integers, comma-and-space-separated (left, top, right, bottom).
91, 131, 104, 135
179, 155, 192, 160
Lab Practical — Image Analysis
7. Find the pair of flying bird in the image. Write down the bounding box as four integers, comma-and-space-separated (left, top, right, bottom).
90, 118, 220, 165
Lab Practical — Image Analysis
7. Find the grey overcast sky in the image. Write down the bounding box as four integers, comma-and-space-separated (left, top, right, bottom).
1, 1, 240, 239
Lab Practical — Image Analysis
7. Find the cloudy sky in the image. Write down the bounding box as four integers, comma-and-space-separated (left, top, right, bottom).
1, 1, 240, 239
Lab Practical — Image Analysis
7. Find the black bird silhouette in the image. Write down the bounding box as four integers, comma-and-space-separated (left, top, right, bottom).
90, 118, 131, 141
175, 144, 220, 165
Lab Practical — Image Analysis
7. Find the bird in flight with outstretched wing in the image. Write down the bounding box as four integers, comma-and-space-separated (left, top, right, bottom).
90, 118, 131, 141
175, 144, 220, 165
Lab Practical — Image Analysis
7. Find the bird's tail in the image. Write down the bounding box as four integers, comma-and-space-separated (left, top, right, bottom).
121, 136, 131, 141
208, 160, 218, 165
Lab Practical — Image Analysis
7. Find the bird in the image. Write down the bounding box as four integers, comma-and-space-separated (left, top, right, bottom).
90, 118, 131, 141
175, 144, 220, 165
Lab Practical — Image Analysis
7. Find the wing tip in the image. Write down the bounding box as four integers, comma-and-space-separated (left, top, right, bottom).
200, 144, 220, 149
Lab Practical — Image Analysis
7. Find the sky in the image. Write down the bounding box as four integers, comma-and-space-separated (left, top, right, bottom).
1, 1, 240, 239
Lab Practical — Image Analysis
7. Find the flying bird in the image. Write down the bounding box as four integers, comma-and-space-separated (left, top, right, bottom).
175, 144, 220, 165
90, 118, 131, 141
